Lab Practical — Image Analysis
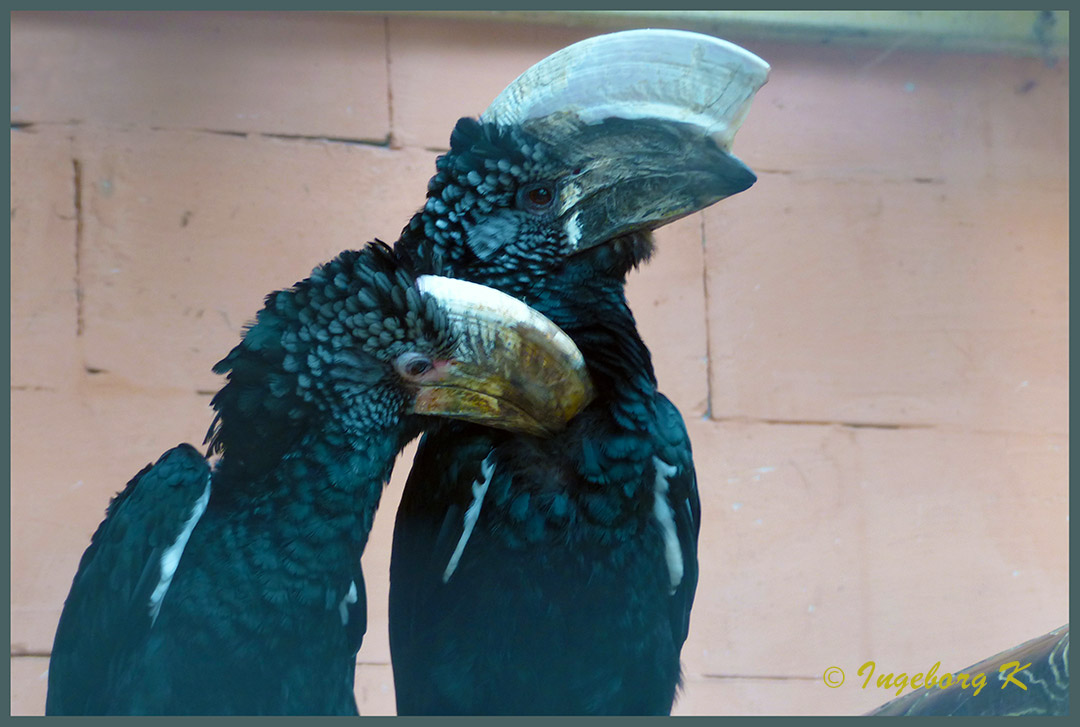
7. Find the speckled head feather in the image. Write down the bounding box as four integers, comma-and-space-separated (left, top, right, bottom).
205, 242, 452, 479
274, 241, 453, 366
402, 118, 571, 285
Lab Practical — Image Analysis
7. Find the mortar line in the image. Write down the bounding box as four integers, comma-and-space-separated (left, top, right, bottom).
383, 15, 396, 148
148, 125, 392, 148
701, 673, 819, 681
258, 131, 391, 147
700, 215, 714, 419
72, 157, 85, 338
30, 120, 401, 150
709, 416, 936, 431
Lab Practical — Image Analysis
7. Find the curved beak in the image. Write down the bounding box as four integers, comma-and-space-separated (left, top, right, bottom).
409, 275, 594, 436
482, 29, 769, 254
548, 118, 759, 253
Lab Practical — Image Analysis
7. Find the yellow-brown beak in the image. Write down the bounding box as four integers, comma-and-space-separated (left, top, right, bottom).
410, 275, 594, 437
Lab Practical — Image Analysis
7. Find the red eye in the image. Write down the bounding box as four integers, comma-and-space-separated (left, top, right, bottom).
527, 186, 552, 206
518, 183, 555, 212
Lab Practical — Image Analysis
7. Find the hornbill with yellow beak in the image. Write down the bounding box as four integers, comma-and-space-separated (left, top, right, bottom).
389, 30, 769, 714
45, 242, 592, 715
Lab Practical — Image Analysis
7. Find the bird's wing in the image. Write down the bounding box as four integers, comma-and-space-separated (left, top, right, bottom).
653, 393, 700, 651
46, 444, 211, 715
387, 423, 497, 712
866, 624, 1069, 716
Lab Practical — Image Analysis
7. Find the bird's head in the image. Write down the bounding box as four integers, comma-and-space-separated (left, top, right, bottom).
397, 29, 769, 302
206, 243, 593, 476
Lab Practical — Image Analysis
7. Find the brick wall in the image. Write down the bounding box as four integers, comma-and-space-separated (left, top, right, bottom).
10, 11, 1069, 715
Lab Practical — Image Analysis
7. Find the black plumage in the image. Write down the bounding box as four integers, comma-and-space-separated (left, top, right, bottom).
46, 242, 588, 715
389, 101, 757, 713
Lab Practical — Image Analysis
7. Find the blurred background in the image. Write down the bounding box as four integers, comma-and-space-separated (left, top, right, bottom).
9, 10, 1068, 715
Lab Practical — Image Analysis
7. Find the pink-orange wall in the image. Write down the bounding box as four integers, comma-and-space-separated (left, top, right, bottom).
10, 11, 1068, 715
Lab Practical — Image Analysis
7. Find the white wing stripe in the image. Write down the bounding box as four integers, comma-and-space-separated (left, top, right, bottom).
442, 454, 496, 583
339, 580, 358, 625
148, 475, 211, 625
652, 456, 683, 594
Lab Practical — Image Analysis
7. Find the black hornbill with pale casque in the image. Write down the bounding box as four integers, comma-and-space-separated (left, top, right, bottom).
388, 30, 770, 714
45, 242, 592, 715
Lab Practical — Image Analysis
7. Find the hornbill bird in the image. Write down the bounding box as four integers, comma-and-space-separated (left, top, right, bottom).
388, 30, 769, 714
45, 242, 593, 715
867, 624, 1069, 716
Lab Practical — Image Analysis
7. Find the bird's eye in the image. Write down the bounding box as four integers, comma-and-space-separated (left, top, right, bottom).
517, 182, 555, 213
527, 186, 552, 206
395, 352, 434, 380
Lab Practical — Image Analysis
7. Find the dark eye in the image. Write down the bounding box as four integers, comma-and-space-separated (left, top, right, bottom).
395, 352, 434, 380
517, 182, 555, 213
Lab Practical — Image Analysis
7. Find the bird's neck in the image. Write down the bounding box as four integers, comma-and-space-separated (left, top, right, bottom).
210, 419, 414, 561
567, 307, 658, 431
521, 257, 659, 430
